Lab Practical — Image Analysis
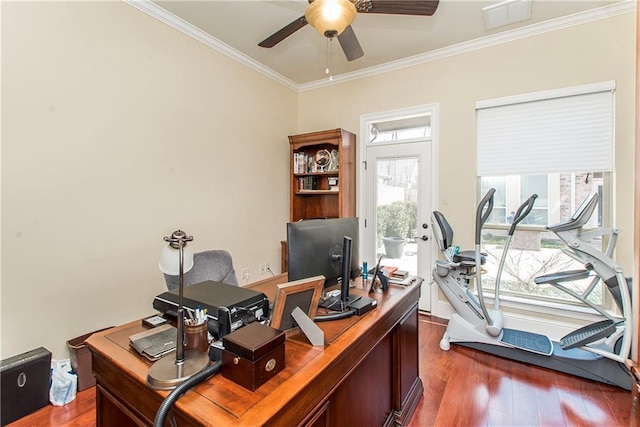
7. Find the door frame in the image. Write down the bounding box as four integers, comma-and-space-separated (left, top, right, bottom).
358, 103, 439, 313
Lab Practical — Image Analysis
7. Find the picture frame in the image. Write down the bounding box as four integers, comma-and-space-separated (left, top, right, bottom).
270, 275, 325, 331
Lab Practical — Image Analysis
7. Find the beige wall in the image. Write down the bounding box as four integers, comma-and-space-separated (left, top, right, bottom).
298, 12, 636, 282
1, 2, 296, 358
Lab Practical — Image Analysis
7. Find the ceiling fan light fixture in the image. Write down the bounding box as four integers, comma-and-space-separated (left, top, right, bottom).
305, 0, 357, 38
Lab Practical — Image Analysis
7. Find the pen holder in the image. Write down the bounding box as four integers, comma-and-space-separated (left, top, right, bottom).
185, 323, 209, 353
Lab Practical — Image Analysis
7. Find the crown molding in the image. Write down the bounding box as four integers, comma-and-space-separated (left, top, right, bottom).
299, 0, 636, 91
125, 0, 635, 93
123, 0, 298, 91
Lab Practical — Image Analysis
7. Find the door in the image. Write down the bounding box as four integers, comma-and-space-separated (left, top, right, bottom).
360, 106, 437, 312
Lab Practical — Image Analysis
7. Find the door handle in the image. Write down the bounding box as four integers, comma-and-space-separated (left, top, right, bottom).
420, 223, 429, 240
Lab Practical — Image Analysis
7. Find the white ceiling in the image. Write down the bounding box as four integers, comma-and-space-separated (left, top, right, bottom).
134, 0, 631, 88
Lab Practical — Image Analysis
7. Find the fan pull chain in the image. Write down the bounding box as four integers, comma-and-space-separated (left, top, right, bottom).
326, 37, 334, 82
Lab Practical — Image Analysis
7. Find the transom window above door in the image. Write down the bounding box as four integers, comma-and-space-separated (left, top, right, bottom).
369, 115, 431, 144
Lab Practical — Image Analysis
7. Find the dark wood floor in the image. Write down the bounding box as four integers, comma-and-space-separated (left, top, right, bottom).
9, 315, 632, 427
408, 316, 631, 427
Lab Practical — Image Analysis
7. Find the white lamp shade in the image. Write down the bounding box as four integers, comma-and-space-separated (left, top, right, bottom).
159, 243, 194, 275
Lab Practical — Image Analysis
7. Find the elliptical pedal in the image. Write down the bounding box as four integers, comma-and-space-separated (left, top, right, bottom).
559, 319, 616, 350
500, 328, 553, 356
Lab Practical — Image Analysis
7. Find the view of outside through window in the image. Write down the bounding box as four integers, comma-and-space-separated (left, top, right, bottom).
370, 115, 429, 277
376, 158, 418, 274
479, 172, 609, 308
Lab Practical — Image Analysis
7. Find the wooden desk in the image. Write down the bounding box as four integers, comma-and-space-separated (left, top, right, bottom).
87, 277, 423, 426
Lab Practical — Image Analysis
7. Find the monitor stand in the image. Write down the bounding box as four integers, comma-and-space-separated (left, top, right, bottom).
318, 292, 361, 312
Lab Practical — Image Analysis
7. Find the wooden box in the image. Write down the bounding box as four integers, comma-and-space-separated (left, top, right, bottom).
222, 322, 285, 391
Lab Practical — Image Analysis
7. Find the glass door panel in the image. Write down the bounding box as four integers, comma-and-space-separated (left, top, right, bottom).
375, 157, 419, 274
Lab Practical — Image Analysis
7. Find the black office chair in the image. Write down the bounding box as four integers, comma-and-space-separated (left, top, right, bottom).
431, 211, 486, 266
163, 249, 238, 290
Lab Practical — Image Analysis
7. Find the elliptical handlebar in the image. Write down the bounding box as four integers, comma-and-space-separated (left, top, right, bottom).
475, 188, 496, 245
508, 194, 538, 236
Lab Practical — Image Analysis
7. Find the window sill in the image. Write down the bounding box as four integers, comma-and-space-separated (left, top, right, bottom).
492, 293, 604, 322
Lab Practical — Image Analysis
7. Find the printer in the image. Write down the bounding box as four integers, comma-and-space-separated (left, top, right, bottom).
153, 281, 270, 339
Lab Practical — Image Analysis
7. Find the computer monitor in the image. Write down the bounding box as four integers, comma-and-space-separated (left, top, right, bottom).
287, 217, 360, 295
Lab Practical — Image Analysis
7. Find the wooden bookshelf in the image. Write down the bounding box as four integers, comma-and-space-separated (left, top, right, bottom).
288, 128, 356, 221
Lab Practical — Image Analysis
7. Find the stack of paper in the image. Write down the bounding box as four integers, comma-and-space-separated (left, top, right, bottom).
389, 275, 414, 286
391, 269, 409, 280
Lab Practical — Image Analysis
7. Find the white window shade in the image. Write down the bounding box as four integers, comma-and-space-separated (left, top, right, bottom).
476, 82, 614, 176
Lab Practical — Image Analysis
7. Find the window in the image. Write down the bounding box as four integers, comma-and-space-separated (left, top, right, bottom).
369, 115, 431, 143
480, 176, 506, 224
476, 82, 614, 308
520, 175, 548, 225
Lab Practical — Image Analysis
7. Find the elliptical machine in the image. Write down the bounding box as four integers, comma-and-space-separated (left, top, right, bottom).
431, 189, 632, 390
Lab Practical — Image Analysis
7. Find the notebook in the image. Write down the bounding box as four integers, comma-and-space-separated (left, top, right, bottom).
129, 324, 176, 361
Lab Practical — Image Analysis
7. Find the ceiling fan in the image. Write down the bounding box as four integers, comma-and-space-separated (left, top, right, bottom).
258, 0, 440, 62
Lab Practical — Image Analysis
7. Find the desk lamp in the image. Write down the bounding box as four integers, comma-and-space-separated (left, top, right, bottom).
147, 230, 210, 390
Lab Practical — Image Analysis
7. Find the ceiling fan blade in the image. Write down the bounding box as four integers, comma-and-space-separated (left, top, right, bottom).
337, 25, 364, 61
258, 16, 308, 48
359, 0, 440, 16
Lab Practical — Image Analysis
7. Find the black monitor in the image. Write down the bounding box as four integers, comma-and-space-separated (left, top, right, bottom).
287, 217, 360, 304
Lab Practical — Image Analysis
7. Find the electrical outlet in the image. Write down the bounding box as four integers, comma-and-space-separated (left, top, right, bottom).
260, 263, 266, 275
265, 262, 271, 273
241, 268, 250, 281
